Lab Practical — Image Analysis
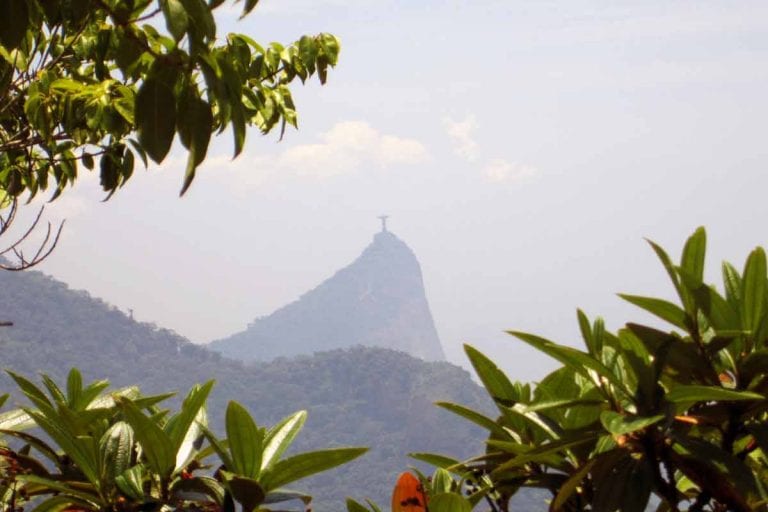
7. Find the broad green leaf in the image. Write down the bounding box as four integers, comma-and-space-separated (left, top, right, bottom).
599, 411, 664, 436
167, 380, 214, 471
24, 409, 99, 485
429, 493, 472, 512
618, 294, 689, 330
742, 247, 767, 333
181, 0, 216, 40
679, 270, 739, 331
115, 465, 145, 501
681, 227, 707, 283
66, 369, 83, 408
722, 261, 742, 309
161, 0, 188, 41
117, 397, 174, 476
7, 370, 53, 410
179, 97, 213, 195
261, 410, 307, 471
136, 78, 176, 163
15, 475, 100, 507
666, 385, 764, 404
261, 447, 367, 491
227, 475, 266, 512
226, 401, 263, 478
431, 468, 454, 494
464, 344, 519, 407
0, 408, 35, 431
0, 428, 59, 465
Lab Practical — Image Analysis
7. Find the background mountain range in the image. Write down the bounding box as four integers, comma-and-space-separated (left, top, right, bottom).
211, 229, 446, 362
0, 232, 546, 510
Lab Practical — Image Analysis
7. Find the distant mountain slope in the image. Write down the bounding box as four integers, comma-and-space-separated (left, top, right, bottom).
210, 229, 446, 362
0, 267, 542, 510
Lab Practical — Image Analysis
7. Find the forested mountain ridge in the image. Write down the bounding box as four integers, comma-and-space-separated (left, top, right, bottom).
210, 229, 446, 361
0, 267, 511, 510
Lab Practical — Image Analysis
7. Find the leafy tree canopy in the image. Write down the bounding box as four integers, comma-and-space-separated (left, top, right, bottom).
0, 0, 340, 204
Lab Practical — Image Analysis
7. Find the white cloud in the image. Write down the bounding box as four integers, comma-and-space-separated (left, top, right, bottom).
277, 121, 429, 178
484, 158, 538, 184
442, 115, 479, 161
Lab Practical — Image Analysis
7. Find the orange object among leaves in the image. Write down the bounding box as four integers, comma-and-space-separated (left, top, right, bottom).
392, 471, 428, 512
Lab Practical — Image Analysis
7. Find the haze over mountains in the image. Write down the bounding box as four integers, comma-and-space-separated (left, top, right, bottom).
0, 246, 542, 509
211, 226, 446, 362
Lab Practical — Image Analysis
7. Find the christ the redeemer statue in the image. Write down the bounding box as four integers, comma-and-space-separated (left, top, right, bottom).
378, 215, 389, 232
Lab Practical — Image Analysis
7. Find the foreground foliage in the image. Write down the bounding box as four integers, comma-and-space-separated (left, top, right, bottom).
0, 0, 340, 202
409, 227, 768, 511
0, 370, 366, 511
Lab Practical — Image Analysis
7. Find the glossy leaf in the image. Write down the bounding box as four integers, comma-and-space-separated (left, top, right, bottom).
225, 401, 263, 478
261, 410, 307, 471
261, 447, 367, 491
464, 344, 520, 407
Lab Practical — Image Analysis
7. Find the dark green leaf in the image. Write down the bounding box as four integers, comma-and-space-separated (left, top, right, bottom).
681, 227, 707, 283
0, 0, 29, 50
115, 465, 145, 501
116, 397, 174, 476
161, 0, 189, 41
463, 344, 519, 408
742, 247, 767, 333
242, 0, 260, 18
666, 385, 764, 404
618, 294, 689, 330
227, 475, 265, 512
225, 401, 263, 478
136, 78, 176, 164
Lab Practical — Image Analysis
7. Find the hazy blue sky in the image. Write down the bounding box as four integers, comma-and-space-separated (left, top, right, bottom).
22, 0, 768, 382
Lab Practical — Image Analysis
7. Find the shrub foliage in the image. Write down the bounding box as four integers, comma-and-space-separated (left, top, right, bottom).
408, 228, 768, 511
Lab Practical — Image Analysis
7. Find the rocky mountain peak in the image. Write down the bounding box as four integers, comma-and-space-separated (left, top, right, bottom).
209, 229, 445, 361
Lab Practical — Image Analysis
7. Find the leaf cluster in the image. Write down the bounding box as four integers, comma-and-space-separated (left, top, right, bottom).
416, 228, 768, 511
0, 0, 340, 202
0, 368, 366, 512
